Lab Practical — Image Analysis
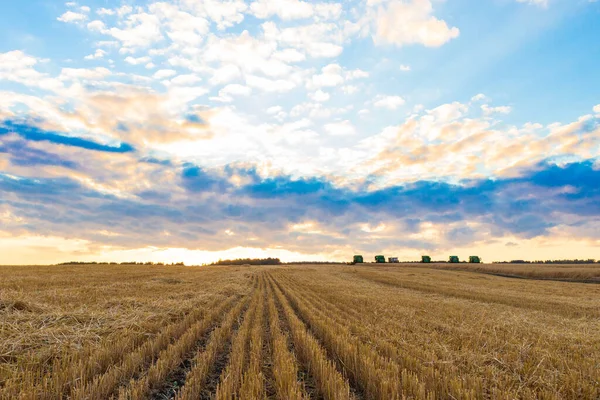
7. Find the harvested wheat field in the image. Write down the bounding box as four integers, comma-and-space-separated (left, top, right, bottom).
1, 264, 599, 399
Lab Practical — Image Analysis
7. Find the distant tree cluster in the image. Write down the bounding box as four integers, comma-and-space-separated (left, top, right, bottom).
493, 259, 598, 264
208, 258, 282, 266
57, 261, 185, 266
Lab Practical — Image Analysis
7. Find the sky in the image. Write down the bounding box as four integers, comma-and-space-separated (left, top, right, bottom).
0, 0, 599, 265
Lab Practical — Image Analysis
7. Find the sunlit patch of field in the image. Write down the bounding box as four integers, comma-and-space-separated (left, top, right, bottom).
1, 264, 599, 399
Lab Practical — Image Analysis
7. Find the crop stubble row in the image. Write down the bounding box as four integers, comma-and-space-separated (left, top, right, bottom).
269, 267, 600, 399
1, 264, 599, 399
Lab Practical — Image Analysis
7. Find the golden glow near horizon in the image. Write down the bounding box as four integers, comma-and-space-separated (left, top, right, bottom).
3, 232, 600, 265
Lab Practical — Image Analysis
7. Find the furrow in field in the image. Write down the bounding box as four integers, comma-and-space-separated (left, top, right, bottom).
70, 295, 240, 400
238, 273, 267, 399
270, 274, 405, 400
275, 274, 485, 399
284, 270, 563, 363
266, 274, 353, 400
196, 307, 243, 400
285, 272, 560, 399
171, 292, 255, 400
1, 299, 215, 400
277, 276, 457, 366
212, 276, 263, 400
265, 277, 309, 400
277, 270, 600, 399
127, 294, 252, 400
261, 286, 277, 400
271, 281, 321, 399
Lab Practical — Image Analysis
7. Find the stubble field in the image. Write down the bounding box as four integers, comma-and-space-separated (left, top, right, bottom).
1, 263, 599, 399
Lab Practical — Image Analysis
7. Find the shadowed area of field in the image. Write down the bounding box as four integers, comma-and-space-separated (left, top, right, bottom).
1, 264, 599, 399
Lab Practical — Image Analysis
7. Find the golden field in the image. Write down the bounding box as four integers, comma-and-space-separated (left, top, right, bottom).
1, 263, 599, 399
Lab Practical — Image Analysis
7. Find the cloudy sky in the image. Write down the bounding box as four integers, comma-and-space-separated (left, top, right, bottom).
1, 0, 599, 264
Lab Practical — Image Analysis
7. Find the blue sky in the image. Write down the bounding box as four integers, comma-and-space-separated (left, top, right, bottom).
0, 0, 599, 264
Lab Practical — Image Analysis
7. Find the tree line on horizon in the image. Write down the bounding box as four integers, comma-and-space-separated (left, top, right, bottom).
56, 261, 185, 266
493, 259, 598, 264
56, 258, 600, 266
206, 257, 282, 266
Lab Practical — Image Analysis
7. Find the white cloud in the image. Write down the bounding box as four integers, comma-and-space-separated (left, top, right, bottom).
209, 64, 242, 85
413, 104, 425, 113
262, 21, 344, 58
57, 11, 88, 23
125, 56, 152, 65
203, 31, 289, 78
374, 95, 405, 110
306, 42, 343, 58
97, 8, 115, 16
97, 40, 119, 48
153, 69, 177, 79
400, 64, 411, 71
308, 64, 344, 89
346, 69, 369, 80
359, 99, 600, 185
250, 0, 313, 20
169, 74, 202, 86
272, 48, 306, 63
245, 75, 297, 92
87, 20, 107, 32
593, 104, 600, 113
372, 0, 460, 47
324, 120, 356, 136
0, 50, 38, 70
214, 83, 252, 102
250, 0, 342, 21
290, 102, 332, 119
481, 104, 512, 115
342, 85, 359, 94
309, 90, 330, 102
148, 2, 210, 47
516, 0, 548, 7
117, 5, 134, 17
107, 12, 163, 49
314, 3, 343, 19
221, 83, 252, 96
182, 0, 247, 30
59, 67, 111, 81
471, 93, 487, 102
267, 106, 283, 114
0, 51, 63, 92
427, 102, 468, 123
84, 49, 107, 60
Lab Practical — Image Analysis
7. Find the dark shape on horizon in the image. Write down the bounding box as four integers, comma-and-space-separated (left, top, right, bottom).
469, 256, 482, 263
353, 255, 364, 264
375, 255, 386, 263
494, 259, 598, 264
449, 255, 460, 263
422, 255, 431, 263
388, 257, 399, 263
209, 258, 281, 266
